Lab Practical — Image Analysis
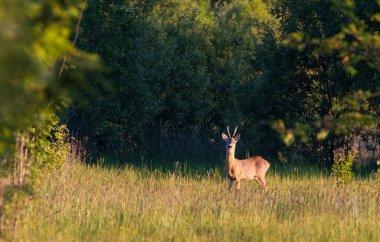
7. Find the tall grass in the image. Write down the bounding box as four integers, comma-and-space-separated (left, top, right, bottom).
11, 160, 380, 241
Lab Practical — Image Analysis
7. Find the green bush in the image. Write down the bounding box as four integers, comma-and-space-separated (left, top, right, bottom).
0, 112, 71, 238
28, 115, 71, 185
332, 153, 357, 185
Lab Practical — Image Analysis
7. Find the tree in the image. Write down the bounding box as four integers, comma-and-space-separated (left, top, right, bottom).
69, 0, 276, 163
270, 0, 380, 167
0, 0, 97, 177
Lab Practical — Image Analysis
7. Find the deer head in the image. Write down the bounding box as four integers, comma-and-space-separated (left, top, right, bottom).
222, 126, 240, 154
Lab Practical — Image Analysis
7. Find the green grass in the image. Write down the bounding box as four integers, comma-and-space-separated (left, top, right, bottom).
11, 161, 380, 242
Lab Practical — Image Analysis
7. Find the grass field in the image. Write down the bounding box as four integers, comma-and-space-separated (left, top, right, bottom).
10, 160, 380, 242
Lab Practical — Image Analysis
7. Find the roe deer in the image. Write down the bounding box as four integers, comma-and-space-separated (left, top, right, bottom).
222, 126, 270, 192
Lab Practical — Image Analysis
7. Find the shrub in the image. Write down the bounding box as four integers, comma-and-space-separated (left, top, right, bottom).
28, 117, 70, 185
332, 153, 357, 185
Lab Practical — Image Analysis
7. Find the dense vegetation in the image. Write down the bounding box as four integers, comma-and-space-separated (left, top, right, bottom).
0, 0, 379, 241
67, 0, 379, 168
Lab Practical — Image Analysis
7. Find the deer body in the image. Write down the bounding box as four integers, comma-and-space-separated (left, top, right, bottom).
222, 127, 270, 191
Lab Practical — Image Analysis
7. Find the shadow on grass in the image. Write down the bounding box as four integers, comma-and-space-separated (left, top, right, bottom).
76, 147, 370, 182
85, 150, 226, 179
82, 150, 378, 181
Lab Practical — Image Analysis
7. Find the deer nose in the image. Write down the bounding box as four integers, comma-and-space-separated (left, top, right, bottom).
228, 144, 232, 149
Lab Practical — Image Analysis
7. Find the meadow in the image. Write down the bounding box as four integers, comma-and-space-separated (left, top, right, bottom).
11, 160, 380, 242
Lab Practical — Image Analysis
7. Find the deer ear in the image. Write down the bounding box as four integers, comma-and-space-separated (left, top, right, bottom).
221, 133, 229, 142
234, 133, 240, 142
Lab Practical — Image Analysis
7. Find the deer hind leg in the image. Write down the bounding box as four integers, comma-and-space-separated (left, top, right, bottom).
254, 176, 263, 186
257, 176, 268, 192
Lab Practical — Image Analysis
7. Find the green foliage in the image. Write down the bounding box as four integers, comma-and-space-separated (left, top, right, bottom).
29, 117, 71, 185
332, 153, 357, 184
0, 0, 97, 163
62, 0, 380, 169
1, 0, 378, 178
70, 0, 278, 159
0, 116, 71, 238
267, 0, 380, 166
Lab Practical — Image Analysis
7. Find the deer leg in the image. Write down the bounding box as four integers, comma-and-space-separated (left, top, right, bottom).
257, 176, 268, 192
254, 176, 263, 186
228, 179, 234, 192
236, 179, 241, 191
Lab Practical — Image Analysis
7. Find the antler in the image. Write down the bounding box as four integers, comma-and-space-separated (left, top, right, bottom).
233, 126, 238, 137
227, 126, 231, 138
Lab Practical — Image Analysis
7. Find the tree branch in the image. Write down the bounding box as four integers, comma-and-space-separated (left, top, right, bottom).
58, 0, 88, 80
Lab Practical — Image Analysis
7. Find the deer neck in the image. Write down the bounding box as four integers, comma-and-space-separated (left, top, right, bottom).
226, 151, 236, 165
225, 150, 237, 179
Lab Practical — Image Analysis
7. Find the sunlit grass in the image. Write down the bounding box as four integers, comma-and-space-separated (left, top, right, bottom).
13, 161, 380, 242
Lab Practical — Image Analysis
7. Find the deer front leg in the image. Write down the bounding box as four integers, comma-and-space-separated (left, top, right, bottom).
228, 179, 234, 192
227, 165, 235, 180
236, 177, 241, 191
